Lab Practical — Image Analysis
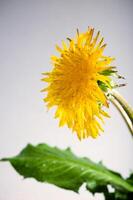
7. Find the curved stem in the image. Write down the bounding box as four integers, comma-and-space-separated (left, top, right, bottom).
111, 90, 133, 122
109, 90, 133, 136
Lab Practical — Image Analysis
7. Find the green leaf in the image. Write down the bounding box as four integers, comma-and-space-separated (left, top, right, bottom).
126, 173, 133, 185
1, 143, 133, 199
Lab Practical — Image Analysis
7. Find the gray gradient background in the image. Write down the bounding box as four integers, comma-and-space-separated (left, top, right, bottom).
0, 0, 133, 199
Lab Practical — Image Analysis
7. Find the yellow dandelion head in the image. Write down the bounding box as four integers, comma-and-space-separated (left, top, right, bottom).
42, 27, 119, 140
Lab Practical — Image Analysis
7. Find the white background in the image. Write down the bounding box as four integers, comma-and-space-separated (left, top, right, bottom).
0, 0, 133, 199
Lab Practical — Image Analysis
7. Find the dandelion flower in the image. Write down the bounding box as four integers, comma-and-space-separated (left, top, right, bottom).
42, 27, 118, 140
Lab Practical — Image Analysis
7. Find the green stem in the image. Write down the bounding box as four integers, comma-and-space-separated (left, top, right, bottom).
109, 90, 133, 136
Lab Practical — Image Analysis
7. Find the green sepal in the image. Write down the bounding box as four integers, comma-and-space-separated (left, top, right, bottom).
97, 80, 109, 92
99, 69, 117, 76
